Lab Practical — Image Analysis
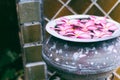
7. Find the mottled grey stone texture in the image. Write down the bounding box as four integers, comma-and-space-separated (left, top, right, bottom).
18, 2, 40, 23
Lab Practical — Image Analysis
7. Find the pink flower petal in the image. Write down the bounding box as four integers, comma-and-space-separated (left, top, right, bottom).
96, 25, 103, 28
106, 23, 115, 27
100, 34, 111, 38
77, 33, 91, 39
81, 27, 88, 32
56, 17, 76, 26
69, 19, 81, 26
87, 25, 97, 30
52, 15, 117, 39
64, 32, 74, 36
79, 23, 85, 28
59, 31, 66, 35
93, 30, 102, 38
106, 23, 118, 31
85, 20, 94, 27
108, 26, 118, 31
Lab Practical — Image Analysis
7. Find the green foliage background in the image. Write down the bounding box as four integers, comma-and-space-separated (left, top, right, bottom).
0, 0, 24, 80
0, 50, 23, 80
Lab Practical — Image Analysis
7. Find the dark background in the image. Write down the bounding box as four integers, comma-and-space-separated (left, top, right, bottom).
0, 0, 20, 52
0, 0, 23, 80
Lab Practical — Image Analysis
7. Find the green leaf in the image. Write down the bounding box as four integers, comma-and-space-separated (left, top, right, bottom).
0, 49, 18, 68
1, 69, 16, 80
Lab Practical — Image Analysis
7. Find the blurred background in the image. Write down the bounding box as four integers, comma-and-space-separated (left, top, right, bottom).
0, 0, 23, 80
1, 0, 120, 80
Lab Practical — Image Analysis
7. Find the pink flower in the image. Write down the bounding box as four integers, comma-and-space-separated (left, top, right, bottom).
74, 30, 91, 39
56, 25, 74, 35
85, 20, 95, 27
77, 33, 91, 39
56, 17, 81, 27
51, 15, 117, 39
93, 30, 112, 38
87, 25, 98, 30
90, 16, 107, 25
80, 19, 98, 31
104, 23, 118, 31
56, 17, 68, 25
